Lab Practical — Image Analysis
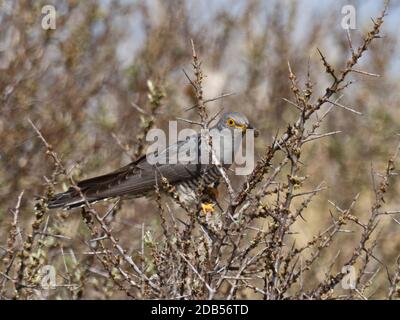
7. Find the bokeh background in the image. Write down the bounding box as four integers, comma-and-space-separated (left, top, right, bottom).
1, 0, 400, 299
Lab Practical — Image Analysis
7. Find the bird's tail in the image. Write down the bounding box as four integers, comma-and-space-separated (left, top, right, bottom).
46, 158, 151, 210
46, 166, 141, 210
47, 187, 95, 210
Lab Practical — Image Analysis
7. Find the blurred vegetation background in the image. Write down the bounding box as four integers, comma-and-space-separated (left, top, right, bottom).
1, 0, 400, 299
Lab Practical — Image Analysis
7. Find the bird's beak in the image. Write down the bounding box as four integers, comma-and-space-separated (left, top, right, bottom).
247, 124, 259, 137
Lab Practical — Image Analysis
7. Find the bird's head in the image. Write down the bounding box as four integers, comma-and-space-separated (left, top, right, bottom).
216, 112, 259, 137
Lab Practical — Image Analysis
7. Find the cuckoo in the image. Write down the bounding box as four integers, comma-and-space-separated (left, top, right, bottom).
48, 112, 257, 212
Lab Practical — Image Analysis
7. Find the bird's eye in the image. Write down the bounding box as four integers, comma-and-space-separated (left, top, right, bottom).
226, 118, 235, 126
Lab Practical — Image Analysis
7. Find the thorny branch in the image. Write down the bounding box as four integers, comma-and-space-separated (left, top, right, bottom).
1, 2, 399, 300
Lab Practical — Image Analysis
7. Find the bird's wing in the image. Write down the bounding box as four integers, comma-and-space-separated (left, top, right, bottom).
48, 135, 205, 209
74, 154, 146, 189
77, 135, 201, 192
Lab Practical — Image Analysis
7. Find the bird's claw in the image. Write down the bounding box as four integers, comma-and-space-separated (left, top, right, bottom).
201, 203, 215, 215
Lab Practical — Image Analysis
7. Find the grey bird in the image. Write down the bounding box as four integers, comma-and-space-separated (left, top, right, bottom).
48, 112, 257, 210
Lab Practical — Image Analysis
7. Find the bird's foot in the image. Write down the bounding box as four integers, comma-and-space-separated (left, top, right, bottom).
201, 203, 215, 215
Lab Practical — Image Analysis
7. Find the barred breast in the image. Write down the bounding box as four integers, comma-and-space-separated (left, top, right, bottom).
175, 166, 221, 205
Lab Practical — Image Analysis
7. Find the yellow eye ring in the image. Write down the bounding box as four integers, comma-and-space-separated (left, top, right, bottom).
226, 118, 235, 126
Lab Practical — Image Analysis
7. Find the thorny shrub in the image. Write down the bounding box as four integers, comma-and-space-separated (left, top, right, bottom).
1, 1, 400, 300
